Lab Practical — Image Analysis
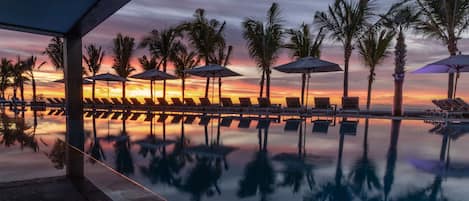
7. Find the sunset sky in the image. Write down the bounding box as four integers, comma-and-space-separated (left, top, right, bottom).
1, 0, 469, 110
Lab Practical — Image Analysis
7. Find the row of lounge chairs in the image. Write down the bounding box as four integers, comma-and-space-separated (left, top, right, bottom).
45, 96, 361, 114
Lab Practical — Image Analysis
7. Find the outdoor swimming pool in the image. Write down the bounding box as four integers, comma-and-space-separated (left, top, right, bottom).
1, 110, 469, 201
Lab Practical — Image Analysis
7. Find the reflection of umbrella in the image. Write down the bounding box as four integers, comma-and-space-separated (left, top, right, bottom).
185, 64, 241, 104
431, 122, 469, 140
185, 144, 237, 159
274, 57, 342, 106
413, 55, 469, 98
130, 69, 177, 100
87, 73, 127, 98
409, 159, 469, 178
53, 78, 93, 84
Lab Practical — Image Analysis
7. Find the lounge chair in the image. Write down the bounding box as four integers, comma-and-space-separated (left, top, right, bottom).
199, 97, 218, 111
130, 98, 143, 106
93, 98, 104, 105
256, 118, 271, 129
313, 97, 337, 115
221, 97, 241, 112
53, 98, 63, 105
257, 97, 281, 113
121, 112, 131, 120
171, 98, 185, 107
144, 98, 156, 106
101, 98, 114, 105
340, 97, 360, 114
284, 97, 305, 114
184, 98, 197, 107
47, 98, 58, 105
111, 97, 122, 105
121, 98, 132, 106
157, 98, 170, 107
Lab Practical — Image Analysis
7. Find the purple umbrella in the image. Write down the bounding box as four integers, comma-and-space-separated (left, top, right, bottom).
413, 54, 469, 98
409, 158, 469, 178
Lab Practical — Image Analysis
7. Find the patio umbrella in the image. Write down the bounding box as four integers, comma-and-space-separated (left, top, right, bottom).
53, 78, 93, 84
412, 54, 469, 98
130, 69, 177, 100
185, 64, 241, 104
86, 73, 127, 98
274, 56, 342, 107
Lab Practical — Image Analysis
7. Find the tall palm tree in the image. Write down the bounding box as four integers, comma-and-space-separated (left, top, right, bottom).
172, 47, 200, 100
315, 0, 374, 97
23, 56, 46, 103
242, 3, 283, 99
43, 37, 64, 70
284, 23, 325, 105
180, 8, 226, 98
112, 33, 135, 99
383, 120, 401, 201
381, 1, 420, 116
209, 44, 233, 101
0, 58, 13, 98
140, 28, 183, 99
11, 56, 29, 102
415, 0, 469, 99
83, 44, 105, 100
357, 29, 394, 110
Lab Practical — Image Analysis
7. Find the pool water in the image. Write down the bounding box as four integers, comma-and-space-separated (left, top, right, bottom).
2, 110, 469, 201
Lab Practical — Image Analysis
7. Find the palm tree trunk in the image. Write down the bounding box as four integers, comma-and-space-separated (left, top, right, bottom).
182, 78, 185, 100
150, 80, 153, 100
300, 73, 306, 105
32, 75, 37, 103
92, 73, 96, 100
163, 60, 167, 99
122, 81, 126, 99
218, 77, 222, 102
393, 30, 406, 116
20, 81, 24, 102
366, 69, 374, 110
447, 35, 458, 99
204, 57, 210, 98
384, 120, 401, 200
266, 69, 271, 99
343, 44, 352, 97
260, 70, 265, 98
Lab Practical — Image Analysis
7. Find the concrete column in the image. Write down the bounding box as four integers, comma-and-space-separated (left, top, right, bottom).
64, 33, 84, 179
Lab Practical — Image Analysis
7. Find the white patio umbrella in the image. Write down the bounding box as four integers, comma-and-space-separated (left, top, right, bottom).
185, 64, 241, 104
274, 56, 342, 107
130, 69, 177, 100
413, 54, 469, 98
86, 73, 127, 98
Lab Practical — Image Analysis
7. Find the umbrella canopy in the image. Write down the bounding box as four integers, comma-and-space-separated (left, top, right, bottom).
413, 55, 469, 74
130, 69, 177, 80
87, 72, 127, 82
413, 55, 469, 98
53, 78, 93, 84
184, 64, 241, 78
274, 56, 342, 73
273, 57, 342, 106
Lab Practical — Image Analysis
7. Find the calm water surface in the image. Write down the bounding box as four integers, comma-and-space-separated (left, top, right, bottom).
2, 110, 469, 201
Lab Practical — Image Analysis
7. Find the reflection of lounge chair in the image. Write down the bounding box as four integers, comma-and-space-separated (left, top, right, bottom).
121, 112, 131, 120
220, 118, 233, 127
111, 112, 121, 120
312, 120, 332, 134
184, 115, 196, 124
199, 115, 211, 125
238, 118, 252, 128
144, 113, 155, 121
171, 115, 182, 124
133, 137, 176, 150
157, 114, 168, 123
284, 119, 301, 132
101, 111, 112, 119
340, 97, 360, 114
130, 113, 141, 121
339, 120, 358, 136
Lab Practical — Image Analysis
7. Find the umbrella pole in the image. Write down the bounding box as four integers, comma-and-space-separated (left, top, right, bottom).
107, 81, 110, 98
305, 73, 311, 109
454, 70, 460, 99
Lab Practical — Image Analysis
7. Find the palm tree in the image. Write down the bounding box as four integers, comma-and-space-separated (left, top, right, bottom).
172, 47, 200, 100
380, 1, 420, 116
11, 56, 29, 103
383, 120, 401, 201
315, 0, 374, 97
209, 44, 233, 101
284, 23, 325, 105
23, 56, 46, 103
357, 29, 394, 110
180, 8, 226, 98
415, 0, 469, 99
0, 58, 13, 98
112, 33, 135, 99
242, 2, 284, 99
43, 37, 64, 70
83, 44, 105, 100
140, 28, 183, 99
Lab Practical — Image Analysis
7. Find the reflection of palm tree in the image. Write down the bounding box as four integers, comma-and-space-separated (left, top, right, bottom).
88, 116, 105, 162
238, 126, 275, 201
349, 119, 381, 199
114, 119, 133, 175
383, 120, 401, 201
305, 128, 352, 201
47, 139, 66, 169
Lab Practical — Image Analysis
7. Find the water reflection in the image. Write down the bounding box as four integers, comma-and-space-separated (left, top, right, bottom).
4, 110, 469, 201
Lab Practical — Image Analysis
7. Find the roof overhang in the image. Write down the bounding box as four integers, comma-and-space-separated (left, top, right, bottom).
0, 0, 130, 37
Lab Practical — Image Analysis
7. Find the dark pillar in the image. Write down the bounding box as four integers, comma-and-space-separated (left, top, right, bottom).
64, 33, 84, 179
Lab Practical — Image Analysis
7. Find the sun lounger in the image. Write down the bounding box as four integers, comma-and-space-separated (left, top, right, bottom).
284, 97, 306, 114
53, 98, 63, 104
93, 98, 104, 105
171, 98, 184, 107
101, 111, 112, 119
199, 97, 218, 111
184, 98, 197, 107
313, 97, 337, 115
221, 97, 241, 112
257, 97, 281, 113
256, 118, 271, 129
111, 97, 122, 105
130, 98, 143, 106
121, 112, 131, 120
101, 98, 114, 105
157, 98, 170, 107
47, 98, 58, 105
340, 97, 360, 113
144, 98, 156, 106
121, 98, 132, 106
